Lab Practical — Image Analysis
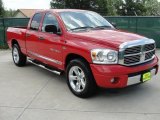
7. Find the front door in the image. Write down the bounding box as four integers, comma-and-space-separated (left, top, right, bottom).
36, 12, 64, 69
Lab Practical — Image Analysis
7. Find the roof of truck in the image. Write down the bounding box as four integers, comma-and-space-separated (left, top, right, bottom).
50, 9, 87, 13
36, 9, 89, 14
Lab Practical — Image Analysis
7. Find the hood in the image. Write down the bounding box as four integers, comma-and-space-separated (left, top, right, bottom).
69, 29, 146, 49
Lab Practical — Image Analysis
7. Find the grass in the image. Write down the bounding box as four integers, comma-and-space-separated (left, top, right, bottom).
0, 45, 9, 49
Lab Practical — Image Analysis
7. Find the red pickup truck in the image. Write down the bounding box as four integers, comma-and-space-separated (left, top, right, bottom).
7, 9, 159, 98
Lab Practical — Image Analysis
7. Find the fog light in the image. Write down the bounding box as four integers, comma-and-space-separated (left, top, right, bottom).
110, 79, 115, 83
110, 78, 119, 84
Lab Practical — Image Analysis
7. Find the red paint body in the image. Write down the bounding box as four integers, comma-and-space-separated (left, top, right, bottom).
7, 9, 159, 88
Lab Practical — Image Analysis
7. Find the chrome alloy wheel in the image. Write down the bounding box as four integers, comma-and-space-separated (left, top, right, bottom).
13, 47, 19, 64
69, 66, 86, 93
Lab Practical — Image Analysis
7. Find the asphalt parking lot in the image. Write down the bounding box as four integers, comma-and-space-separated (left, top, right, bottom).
0, 50, 159, 120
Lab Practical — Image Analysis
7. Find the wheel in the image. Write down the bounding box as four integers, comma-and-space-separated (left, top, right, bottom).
66, 58, 97, 98
12, 44, 27, 67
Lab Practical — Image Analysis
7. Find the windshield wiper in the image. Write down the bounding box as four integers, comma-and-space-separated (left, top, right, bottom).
70, 26, 112, 31
94, 25, 112, 29
70, 26, 94, 31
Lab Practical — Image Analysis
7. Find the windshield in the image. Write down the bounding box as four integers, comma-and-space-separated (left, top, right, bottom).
59, 11, 114, 31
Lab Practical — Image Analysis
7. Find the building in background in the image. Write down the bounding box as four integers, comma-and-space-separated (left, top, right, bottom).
14, 9, 42, 18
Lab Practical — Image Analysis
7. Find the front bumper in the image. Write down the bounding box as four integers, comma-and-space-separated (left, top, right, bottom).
90, 56, 159, 88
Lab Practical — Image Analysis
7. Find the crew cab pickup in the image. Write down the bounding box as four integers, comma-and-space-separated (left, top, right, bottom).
7, 9, 159, 98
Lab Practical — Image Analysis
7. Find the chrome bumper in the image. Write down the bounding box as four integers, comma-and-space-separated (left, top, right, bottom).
127, 68, 156, 86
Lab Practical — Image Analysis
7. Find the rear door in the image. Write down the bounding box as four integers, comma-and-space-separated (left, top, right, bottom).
36, 12, 64, 69
26, 12, 43, 59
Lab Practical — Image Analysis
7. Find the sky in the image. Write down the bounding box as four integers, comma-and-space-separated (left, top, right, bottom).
3, 0, 51, 10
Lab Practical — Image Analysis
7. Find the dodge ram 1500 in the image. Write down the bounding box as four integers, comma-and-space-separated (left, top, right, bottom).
7, 9, 159, 98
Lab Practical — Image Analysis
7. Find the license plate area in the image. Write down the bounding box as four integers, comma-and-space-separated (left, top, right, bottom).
142, 72, 151, 82
128, 66, 157, 86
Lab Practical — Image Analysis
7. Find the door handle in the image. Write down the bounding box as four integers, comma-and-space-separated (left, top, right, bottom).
39, 36, 45, 40
26, 33, 31, 37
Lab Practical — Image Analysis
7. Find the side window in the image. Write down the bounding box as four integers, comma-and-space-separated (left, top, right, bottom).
30, 13, 43, 31
42, 13, 60, 33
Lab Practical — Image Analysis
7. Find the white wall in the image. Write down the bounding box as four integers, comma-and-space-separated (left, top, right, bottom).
14, 12, 27, 18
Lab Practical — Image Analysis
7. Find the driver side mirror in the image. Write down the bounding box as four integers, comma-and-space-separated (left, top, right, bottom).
45, 25, 62, 35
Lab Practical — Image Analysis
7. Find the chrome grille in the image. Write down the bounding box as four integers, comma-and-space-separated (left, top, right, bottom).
145, 50, 155, 60
124, 46, 141, 55
145, 44, 155, 51
119, 39, 156, 66
124, 55, 141, 64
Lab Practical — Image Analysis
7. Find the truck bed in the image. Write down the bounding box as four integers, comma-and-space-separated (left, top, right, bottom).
7, 27, 27, 52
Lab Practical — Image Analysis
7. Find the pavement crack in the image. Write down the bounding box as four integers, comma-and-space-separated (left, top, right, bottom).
0, 106, 23, 109
26, 107, 160, 115
15, 79, 50, 120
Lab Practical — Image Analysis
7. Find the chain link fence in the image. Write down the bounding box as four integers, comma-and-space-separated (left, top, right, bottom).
105, 16, 160, 48
0, 19, 5, 48
0, 17, 160, 48
0, 18, 29, 48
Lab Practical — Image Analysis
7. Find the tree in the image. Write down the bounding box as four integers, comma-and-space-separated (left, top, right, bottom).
50, 0, 65, 9
50, 0, 118, 15
5, 9, 16, 17
50, 0, 160, 16
91, 0, 117, 15
0, 0, 5, 17
144, 0, 160, 16
116, 0, 147, 16
50, 0, 94, 9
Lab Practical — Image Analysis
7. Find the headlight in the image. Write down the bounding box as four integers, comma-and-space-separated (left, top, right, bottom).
91, 49, 118, 64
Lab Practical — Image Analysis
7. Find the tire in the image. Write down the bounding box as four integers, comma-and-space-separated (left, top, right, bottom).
66, 58, 97, 98
12, 44, 27, 67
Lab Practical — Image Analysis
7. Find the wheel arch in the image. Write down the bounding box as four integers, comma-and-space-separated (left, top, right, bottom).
65, 53, 90, 70
11, 39, 19, 47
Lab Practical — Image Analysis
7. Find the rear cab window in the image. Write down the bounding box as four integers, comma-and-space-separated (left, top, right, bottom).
30, 13, 43, 31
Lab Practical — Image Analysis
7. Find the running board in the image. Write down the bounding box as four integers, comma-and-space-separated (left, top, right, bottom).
28, 59, 61, 75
